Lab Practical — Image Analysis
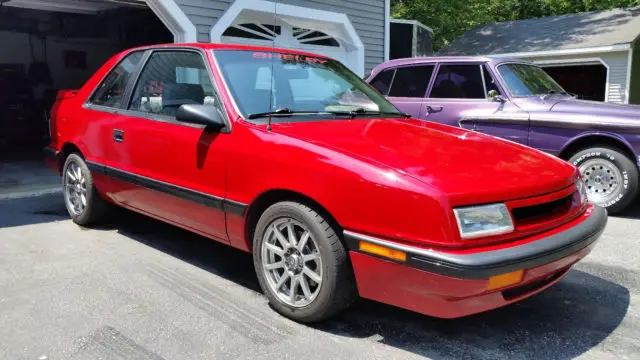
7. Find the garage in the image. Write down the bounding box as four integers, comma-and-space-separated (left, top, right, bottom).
0, 0, 173, 161
210, 0, 365, 77
542, 63, 608, 102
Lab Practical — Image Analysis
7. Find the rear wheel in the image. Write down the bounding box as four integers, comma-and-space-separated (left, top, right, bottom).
62, 153, 112, 225
253, 201, 357, 323
569, 146, 638, 214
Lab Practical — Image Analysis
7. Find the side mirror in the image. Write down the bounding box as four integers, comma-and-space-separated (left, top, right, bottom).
176, 104, 225, 131
487, 90, 506, 103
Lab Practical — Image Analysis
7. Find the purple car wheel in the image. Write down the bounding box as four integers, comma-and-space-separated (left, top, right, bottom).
570, 146, 639, 214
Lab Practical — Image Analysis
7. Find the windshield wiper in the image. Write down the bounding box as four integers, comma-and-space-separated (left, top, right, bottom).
328, 108, 411, 119
541, 90, 570, 101
248, 107, 410, 120
247, 108, 323, 119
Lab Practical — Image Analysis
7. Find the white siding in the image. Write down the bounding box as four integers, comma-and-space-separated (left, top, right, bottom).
174, 0, 385, 73
528, 51, 630, 104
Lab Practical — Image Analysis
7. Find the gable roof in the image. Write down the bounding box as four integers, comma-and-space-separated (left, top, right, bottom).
438, 7, 640, 56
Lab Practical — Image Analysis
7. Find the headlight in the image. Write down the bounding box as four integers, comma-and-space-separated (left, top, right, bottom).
575, 177, 588, 205
453, 203, 514, 239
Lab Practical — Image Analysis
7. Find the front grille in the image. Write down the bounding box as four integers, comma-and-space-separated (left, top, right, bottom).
511, 194, 574, 227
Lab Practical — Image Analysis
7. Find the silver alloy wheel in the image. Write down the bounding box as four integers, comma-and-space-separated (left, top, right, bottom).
64, 160, 88, 216
579, 158, 623, 205
261, 218, 323, 308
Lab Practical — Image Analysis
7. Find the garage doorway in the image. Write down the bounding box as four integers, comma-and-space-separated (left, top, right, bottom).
541, 63, 608, 102
0, 2, 172, 161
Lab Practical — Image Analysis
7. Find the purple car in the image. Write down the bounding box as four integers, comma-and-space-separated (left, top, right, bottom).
367, 56, 640, 213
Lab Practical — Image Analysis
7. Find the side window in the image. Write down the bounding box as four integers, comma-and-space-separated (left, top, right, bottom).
430, 65, 485, 99
388, 66, 434, 98
129, 51, 217, 116
369, 69, 395, 95
90, 51, 143, 108
483, 66, 501, 95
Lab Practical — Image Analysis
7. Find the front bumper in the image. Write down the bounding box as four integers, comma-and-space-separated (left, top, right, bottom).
345, 205, 607, 318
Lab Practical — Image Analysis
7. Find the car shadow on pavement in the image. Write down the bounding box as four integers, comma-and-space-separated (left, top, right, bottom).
314, 268, 630, 360
19, 200, 629, 360
0, 193, 69, 228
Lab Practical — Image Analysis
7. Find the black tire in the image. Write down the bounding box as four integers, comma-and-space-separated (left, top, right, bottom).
569, 146, 639, 214
253, 201, 357, 323
62, 153, 112, 225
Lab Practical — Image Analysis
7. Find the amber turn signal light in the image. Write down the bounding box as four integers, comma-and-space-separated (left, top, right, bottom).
359, 241, 407, 262
487, 269, 524, 291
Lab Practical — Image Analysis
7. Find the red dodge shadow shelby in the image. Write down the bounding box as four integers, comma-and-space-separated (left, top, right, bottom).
44, 43, 607, 323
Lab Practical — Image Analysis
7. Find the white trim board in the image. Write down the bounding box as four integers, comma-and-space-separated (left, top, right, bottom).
384, 0, 390, 61
145, 0, 197, 43
626, 46, 634, 104
535, 57, 611, 103
489, 44, 631, 58
210, 0, 365, 76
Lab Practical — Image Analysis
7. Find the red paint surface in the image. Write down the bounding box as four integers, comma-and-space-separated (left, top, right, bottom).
47, 43, 599, 318
351, 241, 594, 319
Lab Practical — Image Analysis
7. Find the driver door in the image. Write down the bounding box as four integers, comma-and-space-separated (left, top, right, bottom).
108, 49, 230, 241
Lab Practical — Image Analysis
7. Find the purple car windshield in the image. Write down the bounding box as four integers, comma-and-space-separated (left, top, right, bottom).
497, 63, 565, 97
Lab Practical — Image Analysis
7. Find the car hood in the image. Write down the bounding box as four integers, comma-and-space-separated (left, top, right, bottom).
273, 118, 576, 206
550, 98, 640, 118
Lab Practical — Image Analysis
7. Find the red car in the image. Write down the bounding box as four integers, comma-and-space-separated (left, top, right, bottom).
44, 43, 607, 323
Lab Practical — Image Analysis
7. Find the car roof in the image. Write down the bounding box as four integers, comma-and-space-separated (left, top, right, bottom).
126, 42, 330, 60
374, 56, 522, 69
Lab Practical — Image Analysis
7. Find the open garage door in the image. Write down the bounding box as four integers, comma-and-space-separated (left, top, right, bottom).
0, 0, 172, 161
541, 63, 608, 102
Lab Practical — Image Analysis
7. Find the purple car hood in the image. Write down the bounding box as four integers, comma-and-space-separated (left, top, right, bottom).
550, 98, 640, 118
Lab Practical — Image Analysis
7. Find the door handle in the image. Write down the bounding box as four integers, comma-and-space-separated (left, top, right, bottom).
426, 105, 443, 113
113, 129, 124, 143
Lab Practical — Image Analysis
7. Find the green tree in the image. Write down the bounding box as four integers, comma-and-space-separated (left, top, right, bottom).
392, 0, 640, 51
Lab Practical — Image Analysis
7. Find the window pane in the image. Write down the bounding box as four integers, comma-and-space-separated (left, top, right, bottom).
90, 51, 143, 107
369, 69, 394, 95
483, 66, 501, 95
129, 51, 216, 116
214, 50, 400, 121
430, 65, 485, 99
388, 66, 433, 98
497, 63, 565, 96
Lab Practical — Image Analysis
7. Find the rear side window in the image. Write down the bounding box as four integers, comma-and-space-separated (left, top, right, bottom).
388, 66, 433, 98
369, 69, 394, 95
90, 51, 143, 108
128, 51, 217, 117
429, 64, 485, 99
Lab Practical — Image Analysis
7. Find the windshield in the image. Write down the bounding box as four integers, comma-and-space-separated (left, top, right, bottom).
497, 63, 566, 97
213, 50, 402, 122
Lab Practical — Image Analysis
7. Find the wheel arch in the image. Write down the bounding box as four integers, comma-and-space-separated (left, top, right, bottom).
244, 189, 342, 250
57, 142, 84, 173
558, 132, 638, 166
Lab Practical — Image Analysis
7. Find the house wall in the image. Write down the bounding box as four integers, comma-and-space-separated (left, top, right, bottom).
529, 51, 630, 104
629, 42, 640, 105
174, 0, 386, 72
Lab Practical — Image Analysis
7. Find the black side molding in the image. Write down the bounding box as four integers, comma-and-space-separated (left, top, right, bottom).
345, 205, 607, 279
86, 161, 247, 216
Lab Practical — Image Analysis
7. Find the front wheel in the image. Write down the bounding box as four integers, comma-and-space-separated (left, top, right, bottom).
253, 201, 357, 323
569, 146, 639, 214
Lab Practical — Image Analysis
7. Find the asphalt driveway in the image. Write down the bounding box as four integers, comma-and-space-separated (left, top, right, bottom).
1, 192, 639, 360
